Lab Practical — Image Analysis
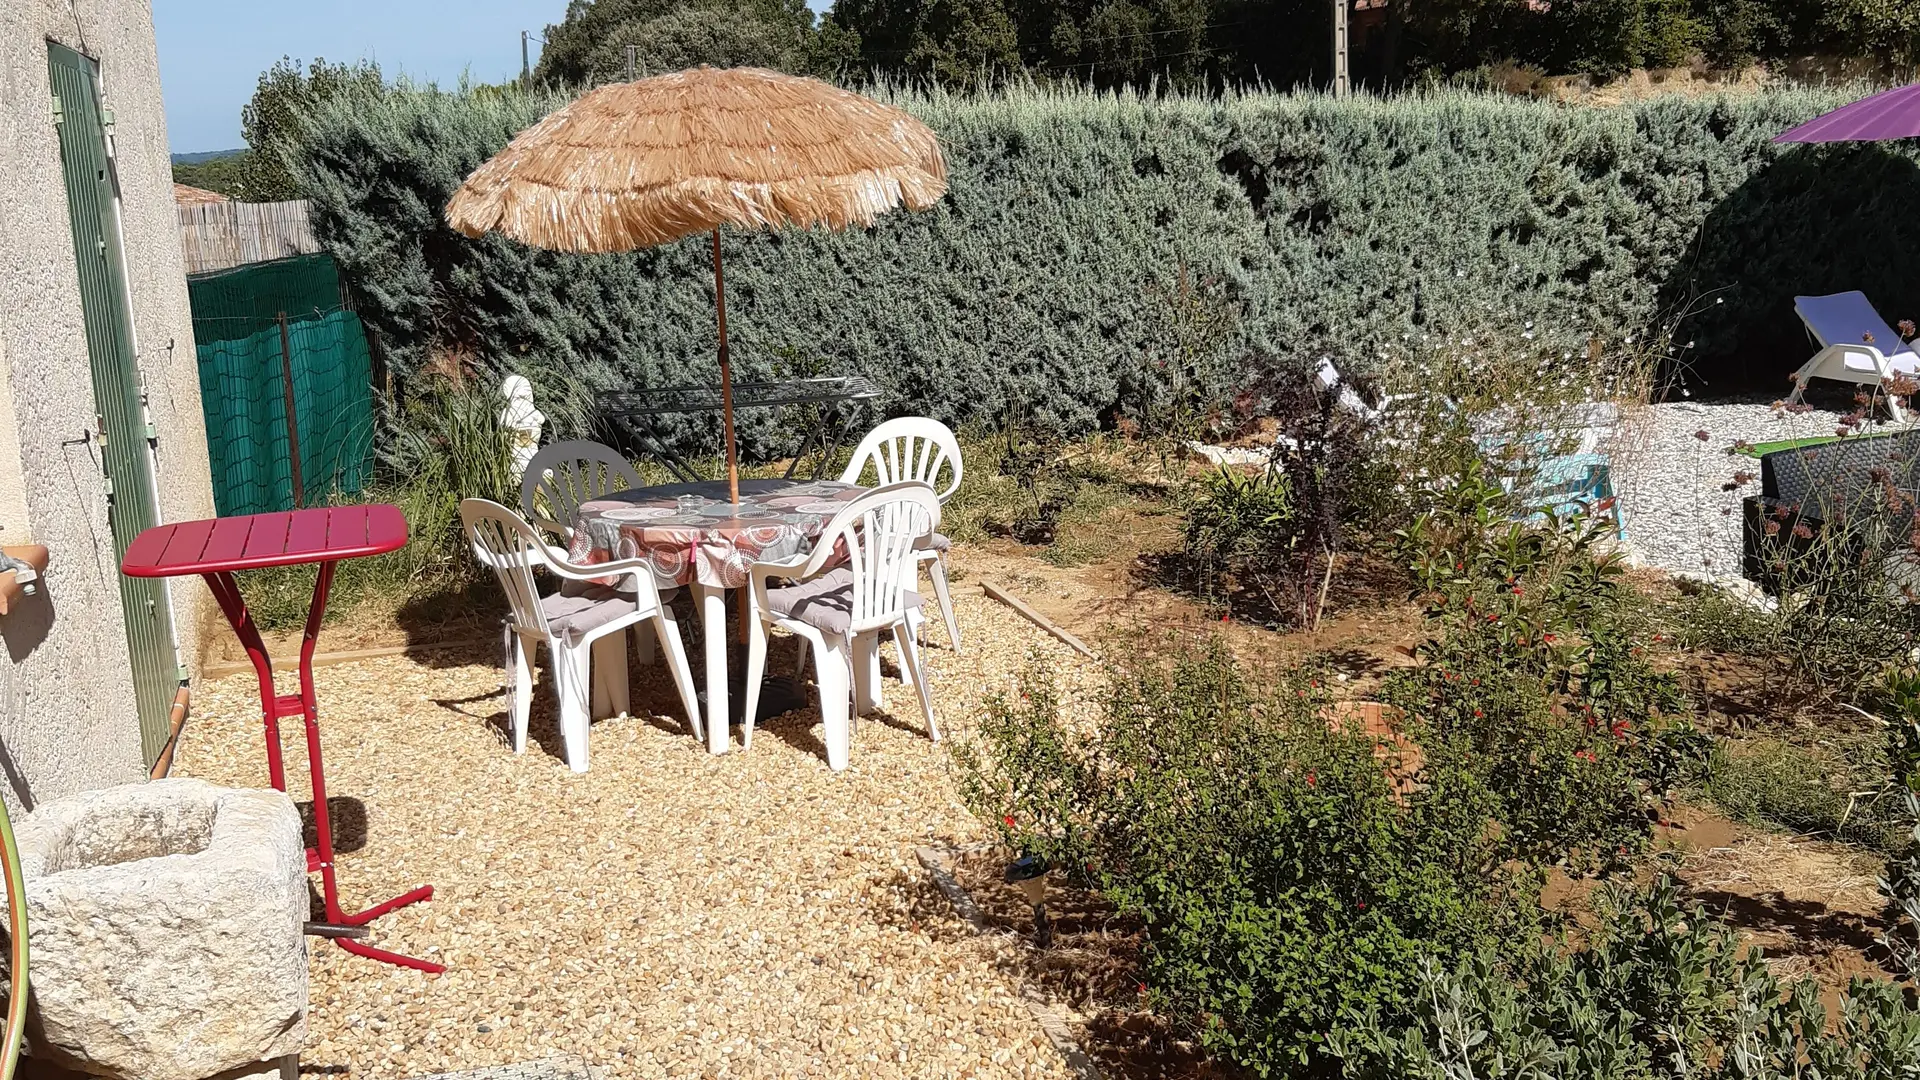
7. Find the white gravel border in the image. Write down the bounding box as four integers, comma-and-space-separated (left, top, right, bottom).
1608, 398, 1912, 579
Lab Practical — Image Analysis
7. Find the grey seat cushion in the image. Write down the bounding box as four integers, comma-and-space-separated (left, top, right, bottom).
541, 585, 636, 640
918, 531, 952, 553
765, 567, 922, 637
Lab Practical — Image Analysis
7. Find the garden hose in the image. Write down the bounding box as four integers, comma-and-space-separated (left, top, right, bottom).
0, 795, 25, 1080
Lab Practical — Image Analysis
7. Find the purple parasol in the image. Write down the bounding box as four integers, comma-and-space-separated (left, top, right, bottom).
1775, 83, 1920, 143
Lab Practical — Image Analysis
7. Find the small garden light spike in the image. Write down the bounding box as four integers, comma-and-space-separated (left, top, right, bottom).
1005, 853, 1051, 948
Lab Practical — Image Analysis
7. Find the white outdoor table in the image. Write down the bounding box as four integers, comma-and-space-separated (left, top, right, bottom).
570, 478, 865, 753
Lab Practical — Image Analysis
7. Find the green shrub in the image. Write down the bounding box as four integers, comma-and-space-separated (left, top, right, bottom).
1381, 457, 1709, 868
952, 641, 1526, 1074
1330, 878, 1920, 1078
295, 81, 1913, 453
1180, 465, 1294, 588
1393, 460, 1690, 726
1877, 671, 1920, 979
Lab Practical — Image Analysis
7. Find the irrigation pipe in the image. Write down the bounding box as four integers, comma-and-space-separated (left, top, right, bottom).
0, 790, 27, 1080
149, 685, 192, 780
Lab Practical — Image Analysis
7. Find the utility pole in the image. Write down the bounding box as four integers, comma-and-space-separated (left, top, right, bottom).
1332, 0, 1349, 96
626, 44, 636, 81
521, 30, 531, 87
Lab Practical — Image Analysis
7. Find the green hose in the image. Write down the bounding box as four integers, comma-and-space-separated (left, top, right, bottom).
0, 796, 26, 1080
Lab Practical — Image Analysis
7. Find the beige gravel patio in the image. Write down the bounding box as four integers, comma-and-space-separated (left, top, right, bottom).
173, 576, 1102, 1079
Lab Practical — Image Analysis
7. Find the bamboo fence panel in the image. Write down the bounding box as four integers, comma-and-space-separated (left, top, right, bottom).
177, 199, 319, 274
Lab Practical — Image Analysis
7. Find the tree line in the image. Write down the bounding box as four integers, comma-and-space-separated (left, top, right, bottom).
173, 0, 1920, 202
537, 0, 1920, 90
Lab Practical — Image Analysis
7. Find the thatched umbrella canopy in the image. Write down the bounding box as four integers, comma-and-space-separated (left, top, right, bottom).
446, 66, 948, 503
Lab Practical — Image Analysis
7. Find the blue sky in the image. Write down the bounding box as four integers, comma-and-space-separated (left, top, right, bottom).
155, 0, 839, 153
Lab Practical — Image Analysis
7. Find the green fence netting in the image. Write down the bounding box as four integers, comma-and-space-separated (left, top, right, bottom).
188, 254, 376, 516
187, 253, 344, 336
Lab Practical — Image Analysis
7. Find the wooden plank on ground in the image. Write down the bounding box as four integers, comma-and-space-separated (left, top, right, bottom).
980, 581, 1096, 658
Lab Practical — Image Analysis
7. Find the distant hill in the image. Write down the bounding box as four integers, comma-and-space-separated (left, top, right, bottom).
172, 151, 251, 200
170, 149, 244, 165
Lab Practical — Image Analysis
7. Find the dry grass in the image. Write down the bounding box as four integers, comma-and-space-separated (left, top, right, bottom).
1675, 823, 1895, 998
173, 561, 1103, 1079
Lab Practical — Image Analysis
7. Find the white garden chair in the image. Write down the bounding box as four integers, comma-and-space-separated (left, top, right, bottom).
461, 498, 700, 773
839, 417, 963, 653
743, 482, 940, 772
1787, 292, 1920, 421
520, 440, 645, 543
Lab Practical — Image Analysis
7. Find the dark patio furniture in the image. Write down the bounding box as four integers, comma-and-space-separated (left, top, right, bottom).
599, 375, 881, 484
1742, 429, 1920, 590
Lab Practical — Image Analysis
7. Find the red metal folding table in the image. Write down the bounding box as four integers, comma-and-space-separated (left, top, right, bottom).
123, 504, 441, 973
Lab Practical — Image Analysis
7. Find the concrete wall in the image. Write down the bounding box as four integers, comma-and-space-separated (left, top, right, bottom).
0, 0, 214, 814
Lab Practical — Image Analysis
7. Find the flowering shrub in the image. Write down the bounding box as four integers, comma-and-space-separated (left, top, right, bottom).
1397, 453, 1697, 749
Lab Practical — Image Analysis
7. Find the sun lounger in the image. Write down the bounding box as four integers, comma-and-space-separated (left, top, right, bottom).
1787, 291, 1920, 420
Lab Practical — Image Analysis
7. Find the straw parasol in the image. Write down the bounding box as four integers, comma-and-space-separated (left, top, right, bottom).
446, 65, 948, 504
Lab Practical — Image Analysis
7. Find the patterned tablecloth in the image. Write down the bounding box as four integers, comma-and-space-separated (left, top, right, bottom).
570, 479, 863, 590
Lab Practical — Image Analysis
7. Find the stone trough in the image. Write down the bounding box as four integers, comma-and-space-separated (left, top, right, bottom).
3, 778, 307, 1080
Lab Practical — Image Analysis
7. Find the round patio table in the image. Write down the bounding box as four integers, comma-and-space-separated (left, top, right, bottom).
570, 478, 864, 753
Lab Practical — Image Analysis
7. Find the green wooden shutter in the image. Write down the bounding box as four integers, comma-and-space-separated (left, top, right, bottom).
47, 40, 179, 766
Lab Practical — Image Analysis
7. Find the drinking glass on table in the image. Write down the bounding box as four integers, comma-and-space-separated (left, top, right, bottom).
676, 494, 707, 515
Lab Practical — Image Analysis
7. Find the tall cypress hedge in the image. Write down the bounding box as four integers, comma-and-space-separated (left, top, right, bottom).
296, 81, 1920, 450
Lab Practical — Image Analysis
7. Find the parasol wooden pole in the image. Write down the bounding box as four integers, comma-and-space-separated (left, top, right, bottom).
711, 228, 740, 506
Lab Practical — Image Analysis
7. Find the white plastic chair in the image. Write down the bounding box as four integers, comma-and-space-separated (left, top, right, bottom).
461, 498, 700, 773
520, 440, 645, 543
743, 482, 941, 772
1788, 292, 1920, 421
839, 418, 963, 654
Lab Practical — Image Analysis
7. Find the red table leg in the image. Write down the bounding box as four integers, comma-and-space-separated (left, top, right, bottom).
201, 564, 442, 974
203, 571, 286, 792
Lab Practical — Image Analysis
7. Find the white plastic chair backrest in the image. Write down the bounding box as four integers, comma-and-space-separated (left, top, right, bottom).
1796, 292, 1918, 359
520, 440, 644, 539
802, 482, 940, 635
839, 417, 963, 503
461, 498, 554, 638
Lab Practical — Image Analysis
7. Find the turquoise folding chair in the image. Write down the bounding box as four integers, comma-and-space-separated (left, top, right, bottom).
1478, 433, 1627, 541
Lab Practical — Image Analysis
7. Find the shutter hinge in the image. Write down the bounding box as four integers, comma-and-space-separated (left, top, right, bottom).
50, 95, 63, 125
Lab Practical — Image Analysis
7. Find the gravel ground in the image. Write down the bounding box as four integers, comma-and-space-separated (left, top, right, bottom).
174, 563, 1105, 1080
1609, 396, 1912, 578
